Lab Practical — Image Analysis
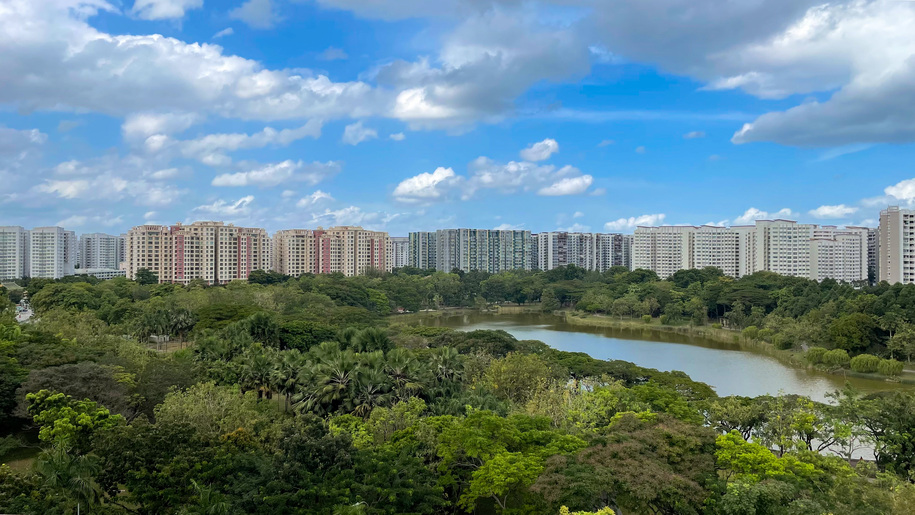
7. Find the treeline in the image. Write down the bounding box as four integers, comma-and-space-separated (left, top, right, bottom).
2, 270, 915, 513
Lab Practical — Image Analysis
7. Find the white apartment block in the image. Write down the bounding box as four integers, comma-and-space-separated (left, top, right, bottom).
0, 226, 29, 280
634, 220, 868, 282
536, 232, 632, 272
126, 222, 271, 285
390, 237, 409, 269
76, 268, 127, 280
432, 229, 532, 273
28, 227, 77, 279
879, 206, 915, 284
79, 233, 125, 270
273, 226, 391, 277
0, 225, 29, 281
408, 232, 437, 269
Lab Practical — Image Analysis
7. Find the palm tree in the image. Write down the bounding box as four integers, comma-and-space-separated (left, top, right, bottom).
336, 327, 360, 349
272, 349, 307, 411
353, 327, 392, 353
351, 366, 393, 419
239, 346, 275, 399
384, 348, 425, 401
35, 445, 103, 512
295, 342, 359, 415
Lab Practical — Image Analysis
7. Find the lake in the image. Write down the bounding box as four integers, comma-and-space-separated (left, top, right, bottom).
418, 313, 908, 402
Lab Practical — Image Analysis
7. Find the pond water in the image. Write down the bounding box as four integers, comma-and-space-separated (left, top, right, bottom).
419, 313, 909, 402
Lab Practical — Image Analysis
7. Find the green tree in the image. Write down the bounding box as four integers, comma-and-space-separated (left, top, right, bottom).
135, 267, 159, 285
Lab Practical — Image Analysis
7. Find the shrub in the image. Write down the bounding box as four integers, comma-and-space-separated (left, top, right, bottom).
850, 354, 881, 373
642, 315, 652, 324
806, 347, 828, 364
878, 359, 904, 377
711, 323, 722, 330
757, 328, 774, 342
773, 334, 794, 350
822, 349, 851, 368
659, 315, 669, 325
742, 326, 759, 341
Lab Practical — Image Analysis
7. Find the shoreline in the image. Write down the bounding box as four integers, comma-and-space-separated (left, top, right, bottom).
396, 307, 915, 387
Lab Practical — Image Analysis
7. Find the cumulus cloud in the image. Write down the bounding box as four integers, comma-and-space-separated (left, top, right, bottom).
229, 0, 280, 29
296, 190, 334, 207
122, 112, 200, 142
342, 121, 378, 145
212, 160, 341, 187
164, 120, 323, 165
809, 204, 858, 219
194, 195, 255, 216
863, 178, 915, 208
132, 0, 203, 20
538, 175, 593, 196
684, 131, 706, 139
393, 167, 462, 203
0, 1, 379, 122
519, 138, 559, 162
604, 213, 667, 231
57, 213, 123, 228
0, 126, 47, 156
734, 207, 796, 225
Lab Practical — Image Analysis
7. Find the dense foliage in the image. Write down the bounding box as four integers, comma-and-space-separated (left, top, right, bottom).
2, 268, 915, 514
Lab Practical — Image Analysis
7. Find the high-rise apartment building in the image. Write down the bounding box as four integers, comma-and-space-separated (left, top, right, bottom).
879, 206, 915, 284
430, 229, 532, 273
273, 226, 391, 277
126, 221, 271, 285
536, 232, 632, 272
408, 232, 437, 270
28, 227, 77, 279
634, 220, 868, 282
0, 226, 29, 280
390, 237, 409, 269
79, 233, 125, 270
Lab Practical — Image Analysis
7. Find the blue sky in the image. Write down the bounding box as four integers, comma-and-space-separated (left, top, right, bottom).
2, 0, 915, 236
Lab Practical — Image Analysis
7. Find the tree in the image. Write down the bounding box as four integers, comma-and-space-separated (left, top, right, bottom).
459, 452, 544, 512
541, 289, 560, 312
827, 313, 878, 352
26, 390, 124, 454
135, 268, 159, 285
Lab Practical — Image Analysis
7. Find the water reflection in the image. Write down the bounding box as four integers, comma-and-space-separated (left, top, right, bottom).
421, 313, 908, 403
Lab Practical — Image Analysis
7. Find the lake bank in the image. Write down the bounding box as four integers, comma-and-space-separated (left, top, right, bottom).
407, 311, 914, 401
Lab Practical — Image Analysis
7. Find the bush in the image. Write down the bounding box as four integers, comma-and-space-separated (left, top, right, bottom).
850, 354, 881, 373
742, 326, 759, 341
757, 328, 774, 342
659, 315, 669, 325
642, 315, 652, 324
711, 323, 722, 330
806, 347, 828, 364
878, 359, 904, 377
822, 349, 851, 368
773, 333, 794, 350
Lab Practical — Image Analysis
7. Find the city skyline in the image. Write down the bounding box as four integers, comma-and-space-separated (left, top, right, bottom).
2, 1, 915, 236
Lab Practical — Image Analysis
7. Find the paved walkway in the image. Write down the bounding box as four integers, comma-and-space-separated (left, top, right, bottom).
15, 309, 33, 323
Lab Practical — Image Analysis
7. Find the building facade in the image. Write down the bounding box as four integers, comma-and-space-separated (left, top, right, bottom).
273, 226, 391, 277
634, 220, 868, 282
78, 233, 125, 270
536, 232, 632, 272
28, 227, 77, 279
879, 206, 915, 284
0, 226, 30, 281
390, 237, 409, 269
408, 232, 437, 270
126, 221, 271, 285
431, 229, 532, 273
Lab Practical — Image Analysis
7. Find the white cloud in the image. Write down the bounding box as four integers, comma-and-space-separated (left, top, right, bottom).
35, 174, 183, 207
122, 112, 200, 142
296, 190, 334, 208
684, 131, 706, 139
194, 195, 255, 216
57, 120, 83, 132
389, 132, 406, 141
171, 120, 323, 165
57, 213, 123, 228
538, 175, 593, 196
466, 158, 590, 197
557, 222, 591, 232
604, 213, 667, 231
519, 138, 559, 162
809, 204, 858, 219
229, 0, 280, 29
281, 190, 296, 198
734, 207, 796, 225
573, 211, 584, 218
144, 211, 158, 220
393, 167, 461, 203
0, 1, 379, 122
635, 146, 646, 154
146, 168, 180, 180
0, 126, 46, 156
311, 206, 388, 228
493, 223, 524, 230
319, 47, 348, 61
213, 28, 234, 39
132, 0, 203, 20
865, 178, 915, 208
597, 139, 615, 147
342, 121, 378, 145
212, 160, 341, 187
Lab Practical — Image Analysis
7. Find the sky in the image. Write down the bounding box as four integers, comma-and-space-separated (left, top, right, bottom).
2, 0, 915, 236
